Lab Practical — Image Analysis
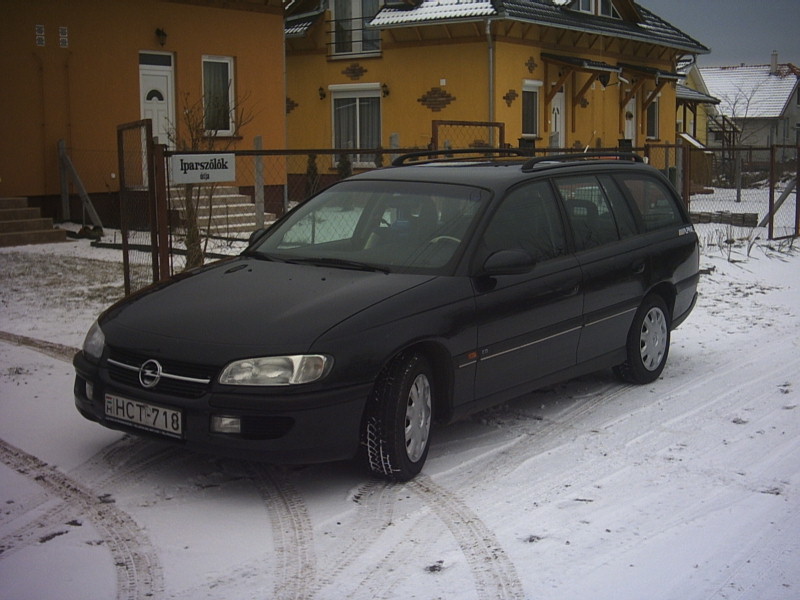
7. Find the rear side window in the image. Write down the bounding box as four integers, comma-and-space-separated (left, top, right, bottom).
554, 175, 622, 251
616, 174, 685, 231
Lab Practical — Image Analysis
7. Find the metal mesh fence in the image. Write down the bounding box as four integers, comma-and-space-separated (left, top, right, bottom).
117, 136, 797, 289
684, 145, 798, 248
117, 121, 159, 294
164, 149, 399, 273
430, 120, 507, 150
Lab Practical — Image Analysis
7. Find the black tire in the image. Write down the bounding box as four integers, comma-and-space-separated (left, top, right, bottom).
361, 352, 433, 481
614, 294, 671, 384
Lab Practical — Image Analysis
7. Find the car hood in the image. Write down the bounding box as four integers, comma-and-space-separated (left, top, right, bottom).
101, 256, 436, 360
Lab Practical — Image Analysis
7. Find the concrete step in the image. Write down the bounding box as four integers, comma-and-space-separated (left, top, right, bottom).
169, 187, 276, 236
0, 218, 56, 233
0, 229, 67, 248
0, 197, 29, 209
169, 187, 251, 206
0, 197, 67, 247
0, 207, 40, 221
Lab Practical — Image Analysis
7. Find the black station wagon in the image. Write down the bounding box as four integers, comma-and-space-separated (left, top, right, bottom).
74, 151, 699, 480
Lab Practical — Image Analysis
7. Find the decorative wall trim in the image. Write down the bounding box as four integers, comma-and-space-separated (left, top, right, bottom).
342, 63, 367, 80
418, 87, 455, 112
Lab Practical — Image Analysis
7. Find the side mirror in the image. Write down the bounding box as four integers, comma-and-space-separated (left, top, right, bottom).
480, 249, 535, 276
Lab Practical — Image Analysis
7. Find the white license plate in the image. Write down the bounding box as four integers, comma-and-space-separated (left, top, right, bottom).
105, 394, 183, 438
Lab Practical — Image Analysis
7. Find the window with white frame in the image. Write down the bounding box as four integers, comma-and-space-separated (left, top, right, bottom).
331, 84, 381, 166
202, 56, 235, 135
522, 80, 543, 138
332, 0, 381, 56
646, 95, 660, 139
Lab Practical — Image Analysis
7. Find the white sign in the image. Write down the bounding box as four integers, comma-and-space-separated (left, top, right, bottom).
169, 153, 235, 184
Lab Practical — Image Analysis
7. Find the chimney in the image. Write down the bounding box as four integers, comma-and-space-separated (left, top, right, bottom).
770, 50, 779, 75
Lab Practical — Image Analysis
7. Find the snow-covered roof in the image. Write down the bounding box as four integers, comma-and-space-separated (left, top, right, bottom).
371, 0, 496, 25
676, 83, 719, 105
369, 0, 709, 55
700, 64, 800, 119
285, 8, 325, 38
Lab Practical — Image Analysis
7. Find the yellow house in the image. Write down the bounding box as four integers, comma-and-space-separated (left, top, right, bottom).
676, 64, 720, 146
1, 0, 285, 224
286, 0, 708, 164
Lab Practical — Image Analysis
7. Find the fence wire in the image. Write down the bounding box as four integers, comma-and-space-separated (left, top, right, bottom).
139, 141, 797, 279
117, 121, 159, 294
684, 145, 798, 247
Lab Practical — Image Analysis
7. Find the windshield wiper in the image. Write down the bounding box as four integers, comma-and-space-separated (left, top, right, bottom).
241, 249, 285, 262
287, 257, 390, 273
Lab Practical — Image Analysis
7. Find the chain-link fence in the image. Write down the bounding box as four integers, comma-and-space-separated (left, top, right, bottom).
431, 120, 507, 151
117, 120, 164, 295
116, 121, 797, 293
683, 145, 798, 248
163, 148, 411, 273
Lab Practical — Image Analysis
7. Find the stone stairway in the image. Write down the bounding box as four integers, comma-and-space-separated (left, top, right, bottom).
0, 197, 67, 247
169, 185, 275, 237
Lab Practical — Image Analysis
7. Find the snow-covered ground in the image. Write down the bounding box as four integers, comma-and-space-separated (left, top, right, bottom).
0, 225, 798, 600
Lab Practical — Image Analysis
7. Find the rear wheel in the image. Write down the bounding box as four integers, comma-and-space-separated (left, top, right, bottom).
361, 352, 433, 481
615, 294, 670, 384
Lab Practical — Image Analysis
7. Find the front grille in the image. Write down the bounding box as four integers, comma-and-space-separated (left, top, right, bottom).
107, 348, 217, 398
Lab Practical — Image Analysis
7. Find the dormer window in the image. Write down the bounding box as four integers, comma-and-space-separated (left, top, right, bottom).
575, 0, 620, 18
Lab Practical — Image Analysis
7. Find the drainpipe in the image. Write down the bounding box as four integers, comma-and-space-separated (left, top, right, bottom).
486, 19, 495, 146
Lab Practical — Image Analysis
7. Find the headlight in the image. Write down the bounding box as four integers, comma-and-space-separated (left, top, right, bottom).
82, 320, 105, 362
219, 355, 331, 386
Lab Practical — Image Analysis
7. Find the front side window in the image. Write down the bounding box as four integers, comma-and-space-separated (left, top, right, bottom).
333, 0, 380, 55
332, 85, 381, 166
202, 56, 235, 135
616, 174, 685, 232
481, 181, 567, 263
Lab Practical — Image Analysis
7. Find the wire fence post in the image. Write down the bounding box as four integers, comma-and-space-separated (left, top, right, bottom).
254, 136, 265, 229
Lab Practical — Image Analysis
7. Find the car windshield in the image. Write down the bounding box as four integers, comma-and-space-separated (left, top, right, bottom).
250, 180, 489, 274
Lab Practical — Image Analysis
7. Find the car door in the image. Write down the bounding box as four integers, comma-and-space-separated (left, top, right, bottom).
553, 173, 648, 364
472, 180, 582, 403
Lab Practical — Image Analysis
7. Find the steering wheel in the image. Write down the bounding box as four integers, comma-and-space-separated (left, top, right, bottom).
429, 235, 460, 244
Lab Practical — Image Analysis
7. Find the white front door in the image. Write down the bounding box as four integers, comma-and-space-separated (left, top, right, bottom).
550, 91, 565, 148
139, 53, 175, 147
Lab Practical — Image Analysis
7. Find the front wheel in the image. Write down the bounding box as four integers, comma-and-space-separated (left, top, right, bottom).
361, 352, 433, 481
614, 294, 671, 384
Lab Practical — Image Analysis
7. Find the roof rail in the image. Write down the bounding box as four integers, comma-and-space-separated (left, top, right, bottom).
522, 151, 643, 171
391, 147, 530, 167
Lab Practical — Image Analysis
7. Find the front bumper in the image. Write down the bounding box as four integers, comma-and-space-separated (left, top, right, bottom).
73, 351, 372, 464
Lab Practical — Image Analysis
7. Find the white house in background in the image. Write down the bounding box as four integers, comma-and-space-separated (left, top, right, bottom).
701, 52, 800, 151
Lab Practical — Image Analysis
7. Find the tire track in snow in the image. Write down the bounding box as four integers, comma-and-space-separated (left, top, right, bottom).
313, 479, 398, 596
0, 439, 164, 600
409, 475, 525, 600
247, 463, 317, 600
0, 438, 185, 561
446, 380, 631, 487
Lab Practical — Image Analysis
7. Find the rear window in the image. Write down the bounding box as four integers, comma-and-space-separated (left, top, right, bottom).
616, 174, 685, 231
